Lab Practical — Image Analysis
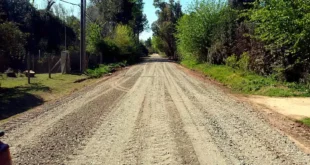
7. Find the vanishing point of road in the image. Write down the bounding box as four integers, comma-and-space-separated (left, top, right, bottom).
1, 54, 310, 164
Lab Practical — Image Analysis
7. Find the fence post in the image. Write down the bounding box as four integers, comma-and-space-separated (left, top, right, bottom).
27, 52, 31, 84
32, 54, 35, 71
48, 54, 51, 78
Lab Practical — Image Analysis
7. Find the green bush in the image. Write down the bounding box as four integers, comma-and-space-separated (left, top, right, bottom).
86, 61, 127, 78
237, 52, 250, 71
225, 54, 238, 68
176, 0, 237, 63
92, 24, 144, 64
225, 52, 249, 71
86, 65, 112, 78
108, 24, 141, 63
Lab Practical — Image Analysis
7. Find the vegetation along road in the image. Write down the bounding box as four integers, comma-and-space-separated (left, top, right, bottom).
0, 54, 309, 164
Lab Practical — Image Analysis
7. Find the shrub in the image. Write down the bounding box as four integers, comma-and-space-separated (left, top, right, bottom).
86, 61, 127, 78
225, 54, 238, 68
176, 0, 237, 63
86, 65, 111, 78
237, 52, 250, 71
110, 24, 140, 63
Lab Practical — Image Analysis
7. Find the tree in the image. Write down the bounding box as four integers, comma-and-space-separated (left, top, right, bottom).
0, 0, 76, 71
87, 23, 102, 54
249, 0, 310, 81
176, 0, 236, 63
145, 37, 152, 48
130, 0, 148, 38
89, 0, 148, 39
0, 22, 26, 70
228, 0, 255, 9
152, 0, 182, 59
46, 0, 55, 12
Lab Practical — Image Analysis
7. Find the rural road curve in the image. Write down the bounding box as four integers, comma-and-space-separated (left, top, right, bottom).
1, 54, 310, 164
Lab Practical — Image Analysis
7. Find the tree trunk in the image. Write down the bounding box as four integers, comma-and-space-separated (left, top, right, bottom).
27, 52, 31, 84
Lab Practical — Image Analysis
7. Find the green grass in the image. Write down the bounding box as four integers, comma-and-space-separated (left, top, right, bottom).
181, 60, 310, 97
0, 62, 127, 120
0, 73, 97, 120
300, 118, 310, 127
0, 73, 91, 98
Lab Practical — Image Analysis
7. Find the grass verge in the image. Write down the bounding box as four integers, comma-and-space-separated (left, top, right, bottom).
0, 61, 127, 120
0, 73, 98, 120
300, 118, 310, 127
181, 60, 310, 97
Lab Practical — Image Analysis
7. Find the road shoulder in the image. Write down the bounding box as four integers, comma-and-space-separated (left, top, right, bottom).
175, 63, 310, 154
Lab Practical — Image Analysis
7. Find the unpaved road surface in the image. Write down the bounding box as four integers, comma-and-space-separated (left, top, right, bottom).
1, 54, 310, 165
248, 96, 310, 120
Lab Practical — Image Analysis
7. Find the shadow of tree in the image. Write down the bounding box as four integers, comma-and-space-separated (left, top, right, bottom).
0, 83, 49, 120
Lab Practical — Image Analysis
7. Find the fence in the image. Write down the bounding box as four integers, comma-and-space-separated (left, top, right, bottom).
0, 50, 102, 74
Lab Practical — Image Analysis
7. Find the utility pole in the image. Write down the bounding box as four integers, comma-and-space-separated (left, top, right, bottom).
60, 0, 86, 73
27, 52, 31, 84
65, 15, 67, 51
80, 0, 86, 73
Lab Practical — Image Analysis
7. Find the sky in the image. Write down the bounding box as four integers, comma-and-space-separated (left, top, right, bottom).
33, 0, 193, 40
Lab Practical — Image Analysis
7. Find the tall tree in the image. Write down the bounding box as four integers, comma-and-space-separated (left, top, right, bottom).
89, 0, 148, 38
152, 0, 182, 59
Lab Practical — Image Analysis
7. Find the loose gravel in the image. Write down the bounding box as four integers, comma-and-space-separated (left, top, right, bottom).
1, 54, 310, 165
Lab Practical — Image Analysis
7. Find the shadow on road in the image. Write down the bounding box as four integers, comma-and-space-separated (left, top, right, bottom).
140, 55, 175, 64
0, 84, 48, 120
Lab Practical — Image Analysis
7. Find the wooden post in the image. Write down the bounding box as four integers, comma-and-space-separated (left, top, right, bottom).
48, 54, 51, 78
27, 52, 31, 84
32, 54, 35, 71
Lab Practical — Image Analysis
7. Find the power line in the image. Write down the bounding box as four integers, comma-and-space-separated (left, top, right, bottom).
59, 0, 86, 73
59, 0, 79, 7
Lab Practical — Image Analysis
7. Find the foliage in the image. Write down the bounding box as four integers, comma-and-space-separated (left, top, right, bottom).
237, 52, 250, 71
176, 0, 237, 63
0, 0, 76, 71
130, 0, 149, 37
86, 62, 127, 78
225, 54, 238, 68
175, 0, 310, 87
144, 38, 152, 48
112, 25, 136, 55
86, 23, 102, 54
144, 37, 155, 54
90, 0, 148, 38
86, 64, 112, 78
90, 24, 147, 64
181, 60, 310, 97
152, 0, 182, 59
249, 0, 310, 81
151, 36, 164, 53
0, 22, 26, 59
300, 118, 310, 127
85, 0, 148, 65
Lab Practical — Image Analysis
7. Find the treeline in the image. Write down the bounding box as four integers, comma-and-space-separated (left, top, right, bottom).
86, 0, 148, 66
153, 0, 310, 83
0, 0, 148, 73
150, 0, 182, 59
0, 0, 77, 72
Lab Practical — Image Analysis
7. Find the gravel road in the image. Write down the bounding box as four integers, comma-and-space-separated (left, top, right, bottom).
1, 54, 310, 164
